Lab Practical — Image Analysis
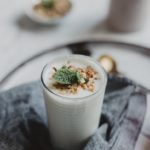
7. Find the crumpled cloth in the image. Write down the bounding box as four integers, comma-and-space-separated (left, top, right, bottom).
0, 76, 146, 150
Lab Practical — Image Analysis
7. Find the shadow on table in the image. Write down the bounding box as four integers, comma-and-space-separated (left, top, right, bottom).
15, 15, 58, 32
88, 19, 130, 34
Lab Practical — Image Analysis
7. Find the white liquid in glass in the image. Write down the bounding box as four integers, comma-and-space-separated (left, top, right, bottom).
41, 55, 107, 150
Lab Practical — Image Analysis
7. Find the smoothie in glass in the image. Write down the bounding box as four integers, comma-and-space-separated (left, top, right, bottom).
41, 55, 107, 150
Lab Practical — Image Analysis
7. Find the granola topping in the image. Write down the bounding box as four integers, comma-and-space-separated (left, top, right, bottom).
33, 0, 71, 19
50, 64, 99, 95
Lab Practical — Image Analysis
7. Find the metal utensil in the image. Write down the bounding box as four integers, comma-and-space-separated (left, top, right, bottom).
98, 55, 118, 74
98, 54, 150, 93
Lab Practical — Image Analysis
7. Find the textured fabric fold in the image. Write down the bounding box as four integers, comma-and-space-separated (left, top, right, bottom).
0, 76, 146, 150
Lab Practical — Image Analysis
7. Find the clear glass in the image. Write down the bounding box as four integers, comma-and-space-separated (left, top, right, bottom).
41, 55, 107, 150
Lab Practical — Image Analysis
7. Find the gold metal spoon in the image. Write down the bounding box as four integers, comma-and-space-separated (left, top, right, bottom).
98, 54, 150, 93
98, 54, 118, 74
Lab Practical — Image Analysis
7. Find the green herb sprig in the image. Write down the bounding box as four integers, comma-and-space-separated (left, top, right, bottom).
42, 0, 54, 8
53, 66, 82, 85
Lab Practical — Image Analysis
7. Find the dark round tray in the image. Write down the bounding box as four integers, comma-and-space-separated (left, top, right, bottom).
1, 40, 150, 91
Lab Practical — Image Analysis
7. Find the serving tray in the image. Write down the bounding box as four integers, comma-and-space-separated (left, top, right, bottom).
0, 40, 150, 91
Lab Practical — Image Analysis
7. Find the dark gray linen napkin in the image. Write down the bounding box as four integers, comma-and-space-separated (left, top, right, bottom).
0, 76, 146, 150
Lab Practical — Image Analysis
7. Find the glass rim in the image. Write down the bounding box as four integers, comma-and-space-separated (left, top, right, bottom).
41, 55, 107, 101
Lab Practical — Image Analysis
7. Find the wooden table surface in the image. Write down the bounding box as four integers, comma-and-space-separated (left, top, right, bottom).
0, 0, 150, 149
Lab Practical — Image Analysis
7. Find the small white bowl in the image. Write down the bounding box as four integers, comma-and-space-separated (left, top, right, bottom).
25, 0, 71, 25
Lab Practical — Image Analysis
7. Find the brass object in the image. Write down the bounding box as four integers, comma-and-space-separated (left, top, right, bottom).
98, 55, 118, 74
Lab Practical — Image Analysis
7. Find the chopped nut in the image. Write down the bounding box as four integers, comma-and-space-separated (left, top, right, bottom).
52, 64, 98, 94
53, 67, 57, 72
